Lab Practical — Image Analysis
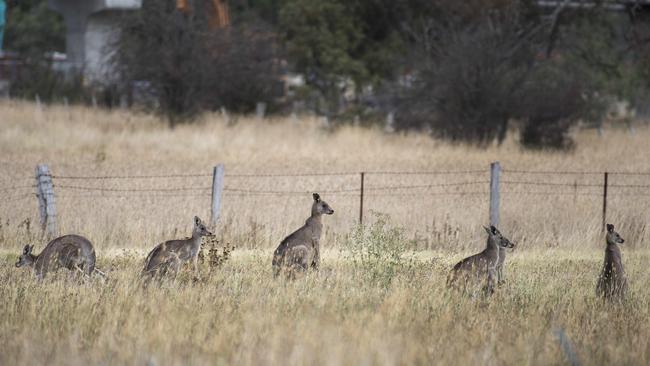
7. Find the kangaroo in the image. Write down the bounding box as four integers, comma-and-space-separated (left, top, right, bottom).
447, 225, 515, 295
15, 234, 102, 280
272, 193, 334, 278
596, 224, 627, 301
141, 216, 213, 280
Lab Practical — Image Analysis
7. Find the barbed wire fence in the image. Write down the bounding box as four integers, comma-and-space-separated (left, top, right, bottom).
0, 162, 649, 243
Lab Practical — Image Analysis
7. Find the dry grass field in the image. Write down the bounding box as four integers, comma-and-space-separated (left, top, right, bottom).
0, 100, 649, 365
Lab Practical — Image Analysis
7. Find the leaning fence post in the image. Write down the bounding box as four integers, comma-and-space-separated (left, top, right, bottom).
35, 164, 57, 237
359, 172, 365, 225
602, 172, 608, 232
489, 162, 501, 227
211, 164, 225, 226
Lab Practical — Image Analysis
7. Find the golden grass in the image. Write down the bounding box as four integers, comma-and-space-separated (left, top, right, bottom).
0, 100, 649, 365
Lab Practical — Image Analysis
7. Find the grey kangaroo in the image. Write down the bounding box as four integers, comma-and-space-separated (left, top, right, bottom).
596, 224, 627, 301
272, 193, 334, 278
142, 216, 213, 280
447, 226, 515, 295
15, 234, 103, 280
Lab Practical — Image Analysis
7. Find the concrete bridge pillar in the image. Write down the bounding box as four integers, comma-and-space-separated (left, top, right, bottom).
47, 0, 141, 83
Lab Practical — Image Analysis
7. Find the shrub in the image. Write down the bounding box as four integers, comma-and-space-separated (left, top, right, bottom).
343, 213, 414, 286
514, 64, 587, 150
396, 6, 537, 146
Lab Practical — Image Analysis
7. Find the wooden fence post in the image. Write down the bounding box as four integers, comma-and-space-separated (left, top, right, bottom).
602, 172, 608, 232
359, 172, 365, 225
489, 162, 501, 227
35, 164, 57, 237
211, 164, 225, 226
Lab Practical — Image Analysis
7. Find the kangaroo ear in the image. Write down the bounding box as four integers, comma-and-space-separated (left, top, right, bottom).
23, 245, 31, 254
490, 225, 498, 234
313, 193, 321, 202
607, 224, 614, 233
194, 216, 201, 226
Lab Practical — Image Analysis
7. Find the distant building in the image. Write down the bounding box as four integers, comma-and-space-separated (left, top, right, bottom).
47, 0, 142, 84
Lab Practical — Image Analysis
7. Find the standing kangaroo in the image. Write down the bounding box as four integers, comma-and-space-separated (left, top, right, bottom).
272, 193, 334, 278
596, 224, 627, 301
15, 234, 102, 280
142, 216, 213, 280
447, 226, 515, 295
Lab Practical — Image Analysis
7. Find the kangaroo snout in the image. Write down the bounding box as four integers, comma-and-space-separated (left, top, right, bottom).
327, 209, 334, 215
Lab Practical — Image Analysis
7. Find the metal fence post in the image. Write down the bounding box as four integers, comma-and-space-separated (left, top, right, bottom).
211, 164, 225, 226
359, 172, 365, 225
489, 162, 501, 227
602, 172, 608, 231
35, 164, 57, 237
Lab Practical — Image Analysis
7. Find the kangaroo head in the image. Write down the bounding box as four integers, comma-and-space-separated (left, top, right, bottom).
193, 216, 214, 237
15, 244, 36, 268
606, 224, 624, 245
312, 193, 334, 216
483, 225, 515, 249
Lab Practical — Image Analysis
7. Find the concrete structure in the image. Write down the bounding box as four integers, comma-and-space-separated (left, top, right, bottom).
48, 0, 142, 84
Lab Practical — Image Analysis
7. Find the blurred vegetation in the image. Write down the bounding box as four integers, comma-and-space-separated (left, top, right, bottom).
2, 0, 650, 148
3, 0, 64, 56
115, 0, 280, 126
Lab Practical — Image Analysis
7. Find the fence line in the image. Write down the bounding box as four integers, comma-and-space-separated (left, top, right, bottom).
504, 169, 650, 176
502, 180, 602, 187
53, 173, 211, 179
0, 185, 36, 192
364, 181, 489, 190
54, 184, 212, 192
365, 170, 486, 175
0, 162, 648, 236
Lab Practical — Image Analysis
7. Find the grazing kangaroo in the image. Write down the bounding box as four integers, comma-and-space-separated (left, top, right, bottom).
596, 224, 627, 301
447, 226, 515, 295
15, 234, 102, 280
272, 193, 334, 278
141, 216, 213, 280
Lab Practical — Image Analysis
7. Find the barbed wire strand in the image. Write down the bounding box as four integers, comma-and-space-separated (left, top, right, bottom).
58, 193, 211, 198
0, 194, 35, 203
0, 185, 36, 193
223, 188, 359, 194
54, 184, 211, 192
364, 181, 489, 191
53, 173, 211, 179
365, 170, 486, 175
501, 180, 602, 187
504, 169, 650, 176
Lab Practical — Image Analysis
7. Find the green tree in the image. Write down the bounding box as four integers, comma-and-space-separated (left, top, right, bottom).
3, 0, 64, 56
279, 0, 366, 116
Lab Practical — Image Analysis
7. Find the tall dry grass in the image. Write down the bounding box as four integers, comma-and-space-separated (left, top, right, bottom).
0, 100, 649, 365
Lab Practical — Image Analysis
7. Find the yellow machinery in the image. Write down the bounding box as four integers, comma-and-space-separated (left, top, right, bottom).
176, 0, 230, 28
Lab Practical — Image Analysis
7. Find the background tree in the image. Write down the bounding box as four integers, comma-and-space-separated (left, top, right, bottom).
3, 0, 64, 56
278, 0, 366, 117
115, 0, 280, 126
